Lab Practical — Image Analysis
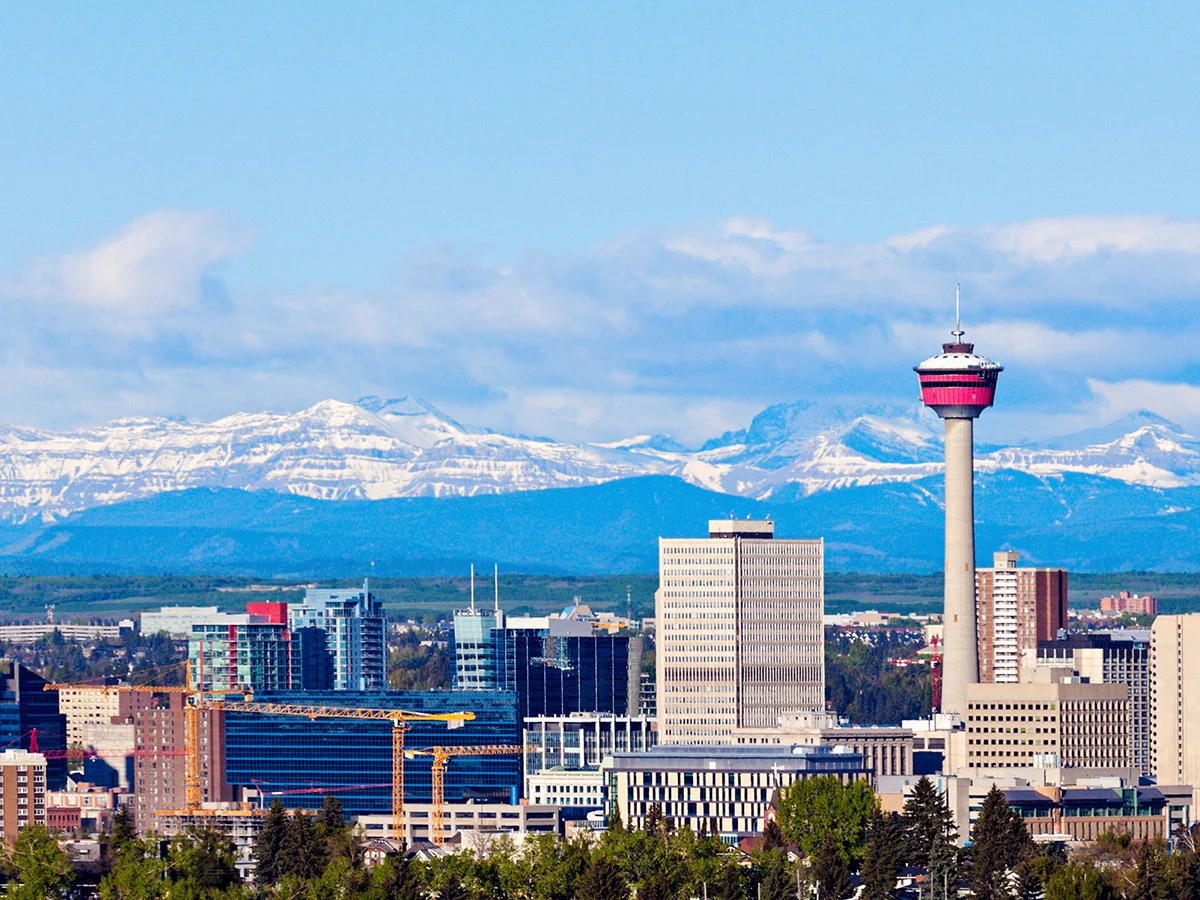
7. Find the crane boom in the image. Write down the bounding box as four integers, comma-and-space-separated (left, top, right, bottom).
198, 700, 475, 839
406, 744, 528, 844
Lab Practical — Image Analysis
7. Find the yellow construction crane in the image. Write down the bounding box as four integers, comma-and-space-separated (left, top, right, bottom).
197, 699, 474, 840
405, 744, 528, 844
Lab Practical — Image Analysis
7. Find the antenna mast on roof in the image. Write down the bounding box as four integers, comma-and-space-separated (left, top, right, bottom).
494, 564, 500, 612
952, 281, 964, 341
469, 564, 475, 612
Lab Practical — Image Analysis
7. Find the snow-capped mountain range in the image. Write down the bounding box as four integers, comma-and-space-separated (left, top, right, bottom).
0, 396, 1198, 523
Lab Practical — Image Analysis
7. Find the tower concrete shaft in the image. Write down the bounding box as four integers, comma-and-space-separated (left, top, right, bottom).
941, 417, 978, 716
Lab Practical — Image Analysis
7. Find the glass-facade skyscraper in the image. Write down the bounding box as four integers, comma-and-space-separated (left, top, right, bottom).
0, 660, 67, 789
288, 581, 386, 691
223, 691, 520, 816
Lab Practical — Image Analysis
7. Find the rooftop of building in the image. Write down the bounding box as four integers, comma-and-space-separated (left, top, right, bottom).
605, 743, 868, 773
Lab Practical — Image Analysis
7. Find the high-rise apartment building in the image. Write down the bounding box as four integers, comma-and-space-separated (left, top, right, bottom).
189, 603, 332, 693
656, 519, 824, 743
0, 750, 46, 842
131, 694, 231, 834
288, 582, 386, 691
976, 552, 1067, 684
1150, 615, 1200, 786
1036, 631, 1151, 777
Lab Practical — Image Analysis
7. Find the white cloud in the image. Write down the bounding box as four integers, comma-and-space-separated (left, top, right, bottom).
25, 210, 252, 316
7, 209, 1200, 443
1086, 379, 1200, 433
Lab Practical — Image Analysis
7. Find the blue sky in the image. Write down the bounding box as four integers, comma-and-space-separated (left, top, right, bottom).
2, 5, 1200, 445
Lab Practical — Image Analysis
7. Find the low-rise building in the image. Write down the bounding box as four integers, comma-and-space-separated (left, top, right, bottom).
526, 768, 604, 809
48, 781, 119, 834
1100, 592, 1158, 617
604, 744, 870, 842
357, 802, 561, 844
1003, 786, 1168, 844
731, 711, 914, 778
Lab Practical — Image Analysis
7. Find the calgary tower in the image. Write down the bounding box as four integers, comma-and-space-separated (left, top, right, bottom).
915, 286, 1003, 717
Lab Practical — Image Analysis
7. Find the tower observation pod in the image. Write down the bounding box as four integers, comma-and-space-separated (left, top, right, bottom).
914, 287, 1003, 718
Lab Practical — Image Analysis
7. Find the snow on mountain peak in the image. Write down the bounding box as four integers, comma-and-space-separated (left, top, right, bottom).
0, 399, 1194, 522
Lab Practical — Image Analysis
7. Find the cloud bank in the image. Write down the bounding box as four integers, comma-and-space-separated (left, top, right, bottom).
2, 210, 1200, 446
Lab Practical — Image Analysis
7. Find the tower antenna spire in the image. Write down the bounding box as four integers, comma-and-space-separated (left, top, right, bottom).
470, 563, 475, 612
953, 281, 964, 341
494, 563, 499, 612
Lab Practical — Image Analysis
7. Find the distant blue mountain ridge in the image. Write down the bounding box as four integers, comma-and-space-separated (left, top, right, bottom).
0, 396, 1197, 574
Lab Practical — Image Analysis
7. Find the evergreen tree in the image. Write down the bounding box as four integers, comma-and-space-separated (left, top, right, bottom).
713, 863, 745, 900
758, 851, 792, 900
281, 810, 327, 881
644, 804, 665, 838
315, 794, 346, 831
762, 820, 785, 851
1012, 859, 1042, 900
168, 825, 239, 895
925, 831, 958, 900
638, 873, 671, 900
860, 813, 904, 900
110, 804, 136, 854
811, 836, 854, 900
902, 776, 956, 869
1125, 841, 1171, 900
968, 786, 1030, 900
440, 874, 470, 900
575, 856, 629, 900
372, 856, 423, 900
253, 798, 289, 885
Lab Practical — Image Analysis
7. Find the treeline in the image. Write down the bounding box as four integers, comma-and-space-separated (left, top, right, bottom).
387, 631, 454, 691
825, 630, 931, 724
0, 630, 186, 685
13, 781, 1200, 899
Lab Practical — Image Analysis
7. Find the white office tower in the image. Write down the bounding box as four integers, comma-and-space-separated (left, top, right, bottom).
1151, 615, 1200, 786
656, 519, 824, 744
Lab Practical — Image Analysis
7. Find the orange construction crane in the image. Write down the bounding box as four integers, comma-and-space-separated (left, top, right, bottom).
45, 663, 245, 810
405, 744, 527, 844
197, 699, 474, 840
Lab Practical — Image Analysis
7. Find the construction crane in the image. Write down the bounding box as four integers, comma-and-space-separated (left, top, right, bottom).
44, 664, 245, 809
405, 744, 527, 845
197, 699, 474, 840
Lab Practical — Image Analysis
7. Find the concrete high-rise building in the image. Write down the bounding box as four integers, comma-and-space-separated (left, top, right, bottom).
131, 694, 231, 834
189, 602, 332, 693
0, 750, 46, 842
1150, 615, 1200, 786
1037, 631, 1152, 777
289, 581, 386, 691
915, 290, 1003, 716
976, 551, 1067, 683
656, 519, 823, 743
962, 678, 1129, 773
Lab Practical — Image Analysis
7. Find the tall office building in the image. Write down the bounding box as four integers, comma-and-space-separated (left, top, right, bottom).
493, 620, 641, 721
915, 291, 1003, 716
656, 519, 824, 743
976, 552, 1067, 683
0, 661, 67, 790
453, 571, 503, 691
289, 581, 386, 691
1037, 631, 1151, 777
1150, 615, 1200, 786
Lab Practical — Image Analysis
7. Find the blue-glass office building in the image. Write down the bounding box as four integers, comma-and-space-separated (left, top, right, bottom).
492, 628, 639, 722
223, 691, 520, 816
0, 660, 67, 789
